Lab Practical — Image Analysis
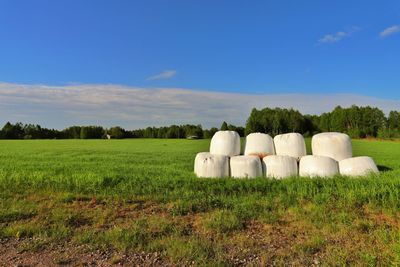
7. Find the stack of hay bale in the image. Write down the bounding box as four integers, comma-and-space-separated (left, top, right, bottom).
306, 132, 379, 177
194, 131, 379, 178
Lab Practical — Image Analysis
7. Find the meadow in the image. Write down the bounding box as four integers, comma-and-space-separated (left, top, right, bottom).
1, 138, 400, 266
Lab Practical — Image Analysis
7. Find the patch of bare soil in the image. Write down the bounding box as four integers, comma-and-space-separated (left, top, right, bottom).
222, 222, 298, 266
0, 238, 167, 267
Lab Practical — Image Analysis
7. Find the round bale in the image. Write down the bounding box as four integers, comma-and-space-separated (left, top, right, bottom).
244, 132, 275, 159
263, 155, 298, 179
230, 155, 262, 178
194, 152, 230, 178
312, 132, 352, 161
210, 131, 241, 157
273, 133, 306, 160
339, 156, 379, 177
299, 155, 339, 178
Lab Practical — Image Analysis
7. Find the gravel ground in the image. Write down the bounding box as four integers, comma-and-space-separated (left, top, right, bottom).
0, 238, 167, 267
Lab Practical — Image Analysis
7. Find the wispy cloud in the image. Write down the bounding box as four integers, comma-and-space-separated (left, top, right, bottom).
146, 70, 177, 81
380, 25, 400, 38
318, 27, 359, 44
0, 82, 398, 129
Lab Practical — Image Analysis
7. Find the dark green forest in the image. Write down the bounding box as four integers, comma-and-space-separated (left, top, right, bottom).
245, 105, 400, 138
1, 105, 399, 139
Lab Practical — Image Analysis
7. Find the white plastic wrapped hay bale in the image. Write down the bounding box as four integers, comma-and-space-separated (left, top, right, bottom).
194, 152, 230, 178
312, 132, 352, 161
299, 155, 339, 178
263, 155, 298, 179
210, 131, 240, 156
339, 156, 379, 177
273, 133, 306, 160
244, 132, 275, 159
230, 155, 262, 178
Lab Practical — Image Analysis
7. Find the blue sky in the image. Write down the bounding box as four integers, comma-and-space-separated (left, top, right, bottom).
0, 1, 400, 128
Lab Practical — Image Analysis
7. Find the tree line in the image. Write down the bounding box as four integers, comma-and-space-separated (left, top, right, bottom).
0, 123, 220, 140
245, 105, 400, 138
0, 105, 399, 139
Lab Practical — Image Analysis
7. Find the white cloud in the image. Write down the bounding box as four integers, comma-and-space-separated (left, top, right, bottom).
146, 70, 177, 80
0, 82, 399, 129
318, 27, 359, 44
318, 31, 348, 44
380, 25, 400, 38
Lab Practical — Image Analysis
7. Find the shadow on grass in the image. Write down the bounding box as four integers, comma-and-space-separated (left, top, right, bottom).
377, 165, 393, 172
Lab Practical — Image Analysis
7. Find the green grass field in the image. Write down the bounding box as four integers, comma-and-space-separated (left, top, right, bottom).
1, 138, 400, 266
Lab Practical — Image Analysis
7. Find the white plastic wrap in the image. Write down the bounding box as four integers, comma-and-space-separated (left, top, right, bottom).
312, 132, 352, 161
339, 156, 379, 177
299, 155, 339, 178
194, 152, 230, 178
263, 155, 298, 179
210, 131, 241, 157
244, 132, 275, 158
273, 133, 306, 160
230, 155, 262, 178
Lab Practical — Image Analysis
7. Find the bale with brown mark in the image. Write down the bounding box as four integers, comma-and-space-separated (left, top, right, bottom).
244, 133, 275, 159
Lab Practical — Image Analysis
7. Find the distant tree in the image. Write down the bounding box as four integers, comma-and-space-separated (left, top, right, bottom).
209, 127, 218, 137
108, 126, 126, 139
226, 124, 245, 137
23, 124, 40, 139
245, 108, 264, 135
131, 129, 144, 138
80, 127, 89, 139
184, 124, 203, 138
80, 126, 104, 139
143, 127, 155, 138
157, 127, 167, 138
318, 113, 331, 132
235, 126, 245, 137
203, 127, 218, 138
303, 115, 319, 136
63, 126, 82, 139
388, 111, 400, 137
1, 122, 24, 139
288, 109, 305, 133
245, 107, 307, 136
220, 121, 228, 131
330, 106, 346, 133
